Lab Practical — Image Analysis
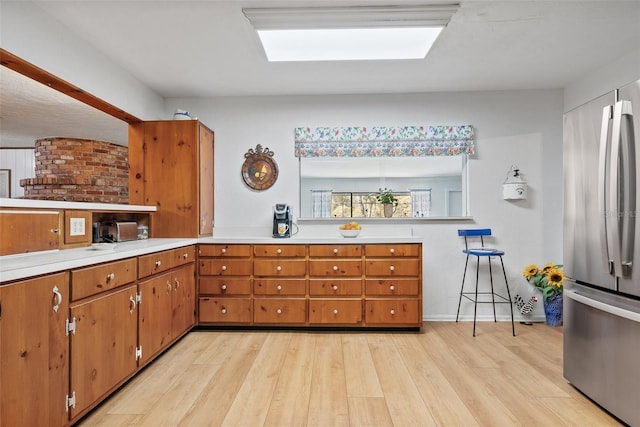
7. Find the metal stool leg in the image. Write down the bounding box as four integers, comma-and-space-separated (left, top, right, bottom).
499, 256, 516, 336
456, 254, 471, 322
488, 257, 497, 322
473, 256, 480, 337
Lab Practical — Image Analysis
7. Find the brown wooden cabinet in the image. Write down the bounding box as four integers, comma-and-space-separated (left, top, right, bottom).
128, 120, 214, 237
0, 209, 61, 255
199, 244, 253, 324
0, 272, 70, 427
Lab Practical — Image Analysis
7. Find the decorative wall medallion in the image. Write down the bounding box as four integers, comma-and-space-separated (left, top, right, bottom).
241, 144, 278, 190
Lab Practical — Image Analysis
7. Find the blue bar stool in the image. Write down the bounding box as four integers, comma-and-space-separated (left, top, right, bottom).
456, 229, 515, 337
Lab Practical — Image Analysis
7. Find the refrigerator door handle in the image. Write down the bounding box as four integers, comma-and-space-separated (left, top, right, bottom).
598, 105, 614, 274
565, 290, 640, 323
610, 100, 635, 278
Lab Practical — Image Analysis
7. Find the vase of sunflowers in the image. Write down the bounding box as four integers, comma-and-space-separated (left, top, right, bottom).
523, 263, 565, 326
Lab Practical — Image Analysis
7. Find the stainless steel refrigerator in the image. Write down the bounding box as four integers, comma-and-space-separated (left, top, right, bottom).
563, 78, 640, 426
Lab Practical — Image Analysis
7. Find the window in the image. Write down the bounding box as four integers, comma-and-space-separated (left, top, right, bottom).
330, 191, 414, 218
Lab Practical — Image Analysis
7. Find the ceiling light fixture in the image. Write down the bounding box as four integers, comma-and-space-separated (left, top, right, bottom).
242, 4, 459, 62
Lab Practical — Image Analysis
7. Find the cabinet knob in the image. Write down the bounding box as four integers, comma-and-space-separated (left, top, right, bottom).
390, 309, 396, 315
333, 248, 339, 254
390, 248, 395, 254
276, 265, 282, 271
51, 228, 60, 234
106, 273, 115, 282
389, 285, 396, 291
221, 265, 227, 271
333, 265, 338, 271
183, 253, 189, 259
333, 309, 339, 315
332, 284, 339, 291
276, 285, 283, 291
221, 284, 227, 291
277, 248, 282, 254
155, 260, 162, 267
276, 308, 283, 315
389, 265, 395, 271
221, 308, 227, 314
221, 248, 227, 254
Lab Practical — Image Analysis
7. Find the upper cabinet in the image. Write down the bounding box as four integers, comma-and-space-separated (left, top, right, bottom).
129, 120, 214, 237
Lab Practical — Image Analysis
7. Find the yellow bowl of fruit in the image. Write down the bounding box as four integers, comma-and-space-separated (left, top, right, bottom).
338, 221, 361, 238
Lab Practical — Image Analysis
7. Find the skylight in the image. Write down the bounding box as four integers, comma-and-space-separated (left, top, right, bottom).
257, 27, 443, 62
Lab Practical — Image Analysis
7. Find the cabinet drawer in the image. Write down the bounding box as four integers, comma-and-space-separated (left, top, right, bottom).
199, 297, 252, 323
254, 298, 306, 324
138, 250, 176, 278
199, 259, 252, 276
254, 244, 306, 257
309, 299, 362, 325
198, 244, 252, 257
309, 279, 362, 296
364, 259, 420, 277
253, 259, 307, 277
309, 259, 362, 277
71, 258, 137, 301
364, 244, 420, 257
365, 279, 420, 296
199, 277, 251, 295
364, 299, 421, 326
173, 246, 196, 267
309, 244, 361, 257
254, 279, 306, 296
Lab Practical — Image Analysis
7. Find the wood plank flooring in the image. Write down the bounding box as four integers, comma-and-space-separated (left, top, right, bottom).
78, 322, 622, 426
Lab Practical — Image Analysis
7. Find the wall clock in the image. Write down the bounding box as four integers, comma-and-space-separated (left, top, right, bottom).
241, 144, 278, 191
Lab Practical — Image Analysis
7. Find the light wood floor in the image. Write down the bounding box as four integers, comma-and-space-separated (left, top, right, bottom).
78, 322, 621, 427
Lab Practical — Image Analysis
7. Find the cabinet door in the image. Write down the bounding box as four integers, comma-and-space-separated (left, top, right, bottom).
0, 273, 69, 427
69, 285, 138, 420
138, 272, 172, 366
0, 210, 61, 255
171, 263, 196, 339
199, 124, 214, 236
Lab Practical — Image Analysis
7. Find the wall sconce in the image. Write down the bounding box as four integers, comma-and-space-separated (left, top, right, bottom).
502, 165, 527, 200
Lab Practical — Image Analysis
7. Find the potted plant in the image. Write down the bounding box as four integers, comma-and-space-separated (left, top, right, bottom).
376, 187, 398, 217
522, 262, 565, 326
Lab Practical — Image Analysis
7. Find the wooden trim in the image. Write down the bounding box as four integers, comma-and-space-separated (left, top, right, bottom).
0, 48, 141, 124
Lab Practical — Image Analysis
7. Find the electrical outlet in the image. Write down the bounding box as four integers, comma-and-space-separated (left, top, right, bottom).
69, 217, 86, 236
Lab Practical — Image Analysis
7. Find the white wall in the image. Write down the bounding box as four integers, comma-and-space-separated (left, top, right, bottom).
0, 149, 34, 198
167, 90, 564, 321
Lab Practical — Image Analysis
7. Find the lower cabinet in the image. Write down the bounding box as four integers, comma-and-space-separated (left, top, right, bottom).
0, 272, 70, 427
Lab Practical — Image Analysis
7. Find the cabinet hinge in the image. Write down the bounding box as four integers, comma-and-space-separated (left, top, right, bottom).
136, 346, 143, 361
66, 391, 76, 412
136, 291, 142, 304
66, 317, 76, 336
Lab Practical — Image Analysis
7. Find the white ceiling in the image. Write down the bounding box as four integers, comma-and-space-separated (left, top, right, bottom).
2, 0, 639, 148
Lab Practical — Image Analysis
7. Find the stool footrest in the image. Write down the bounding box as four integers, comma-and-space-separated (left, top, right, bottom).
461, 292, 512, 304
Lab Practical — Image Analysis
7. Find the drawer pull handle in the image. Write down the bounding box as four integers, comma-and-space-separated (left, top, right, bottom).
52, 285, 62, 313
221, 248, 227, 254
167, 281, 172, 293
276, 308, 282, 315
333, 265, 338, 271
276, 265, 282, 271
390, 309, 396, 315
277, 248, 282, 254
333, 248, 339, 254
221, 284, 227, 291
174, 278, 180, 290
129, 295, 136, 314
155, 260, 162, 268
390, 248, 395, 254
221, 265, 227, 271
389, 265, 395, 271
332, 285, 338, 291
333, 309, 339, 315
106, 273, 115, 282
221, 308, 227, 314
276, 285, 283, 291
389, 285, 396, 291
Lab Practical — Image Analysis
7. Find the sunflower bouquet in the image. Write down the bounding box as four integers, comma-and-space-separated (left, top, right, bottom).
523, 263, 565, 299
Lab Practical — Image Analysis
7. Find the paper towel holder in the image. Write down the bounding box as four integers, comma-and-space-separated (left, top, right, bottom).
502, 165, 527, 200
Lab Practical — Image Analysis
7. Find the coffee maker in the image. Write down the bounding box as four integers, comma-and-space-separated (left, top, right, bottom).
272, 203, 292, 238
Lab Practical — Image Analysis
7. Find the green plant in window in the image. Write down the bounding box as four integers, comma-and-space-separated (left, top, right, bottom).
375, 188, 398, 206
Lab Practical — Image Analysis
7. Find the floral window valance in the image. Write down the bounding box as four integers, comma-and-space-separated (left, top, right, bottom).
294, 125, 475, 157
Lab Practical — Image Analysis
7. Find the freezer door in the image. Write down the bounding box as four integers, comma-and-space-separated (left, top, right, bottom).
616, 79, 640, 298
563, 91, 616, 290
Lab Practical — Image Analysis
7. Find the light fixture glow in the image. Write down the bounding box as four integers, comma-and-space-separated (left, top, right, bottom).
257, 27, 443, 62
